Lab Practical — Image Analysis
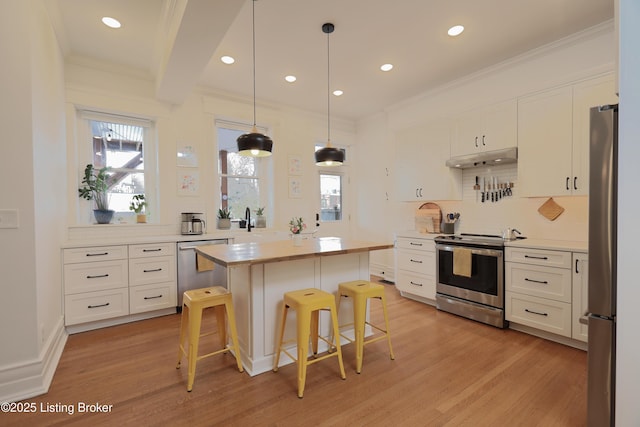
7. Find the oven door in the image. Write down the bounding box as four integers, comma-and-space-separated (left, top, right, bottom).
436, 243, 504, 309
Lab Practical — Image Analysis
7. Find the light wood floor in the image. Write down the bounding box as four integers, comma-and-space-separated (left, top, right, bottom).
6, 279, 587, 426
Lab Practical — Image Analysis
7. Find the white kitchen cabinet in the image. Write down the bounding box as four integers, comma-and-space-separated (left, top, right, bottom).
572, 252, 589, 342
394, 120, 462, 201
518, 74, 616, 197
451, 99, 517, 157
128, 243, 177, 315
394, 236, 436, 303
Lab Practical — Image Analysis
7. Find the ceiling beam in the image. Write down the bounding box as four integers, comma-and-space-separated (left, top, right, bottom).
155, 0, 244, 104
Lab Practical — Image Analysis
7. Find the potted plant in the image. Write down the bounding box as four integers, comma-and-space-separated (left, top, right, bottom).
129, 194, 147, 223
289, 217, 306, 246
255, 207, 266, 228
78, 164, 114, 224
217, 208, 231, 229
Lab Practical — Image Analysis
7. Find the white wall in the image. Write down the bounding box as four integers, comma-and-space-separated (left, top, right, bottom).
0, 0, 67, 401
615, 0, 640, 424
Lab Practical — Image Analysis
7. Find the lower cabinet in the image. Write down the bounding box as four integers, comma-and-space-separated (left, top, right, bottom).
394, 235, 436, 303
63, 242, 177, 330
506, 247, 588, 343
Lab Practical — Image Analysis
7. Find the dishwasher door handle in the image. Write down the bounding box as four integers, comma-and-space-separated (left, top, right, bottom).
179, 246, 199, 251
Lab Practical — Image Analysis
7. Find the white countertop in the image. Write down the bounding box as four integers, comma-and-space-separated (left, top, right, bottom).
505, 238, 587, 252
395, 230, 439, 240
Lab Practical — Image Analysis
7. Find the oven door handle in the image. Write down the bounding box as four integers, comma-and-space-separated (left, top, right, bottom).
435, 244, 503, 258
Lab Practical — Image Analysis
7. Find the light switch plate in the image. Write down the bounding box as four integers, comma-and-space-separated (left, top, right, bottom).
0, 209, 19, 229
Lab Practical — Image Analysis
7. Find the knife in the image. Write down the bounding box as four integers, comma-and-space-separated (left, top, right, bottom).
491, 176, 495, 202
481, 177, 485, 203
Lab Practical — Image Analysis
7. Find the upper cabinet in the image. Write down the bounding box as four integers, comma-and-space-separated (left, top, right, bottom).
451, 99, 518, 157
394, 120, 462, 201
518, 74, 617, 197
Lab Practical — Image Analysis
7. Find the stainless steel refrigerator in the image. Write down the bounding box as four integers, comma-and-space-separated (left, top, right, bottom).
587, 104, 618, 427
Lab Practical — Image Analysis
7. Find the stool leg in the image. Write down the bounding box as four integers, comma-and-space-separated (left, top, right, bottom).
214, 305, 227, 352
310, 309, 319, 356
176, 304, 189, 368
379, 294, 395, 360
329, 300, 347, 381
186, 305, 203, 392
273, 304, 288, 372
296, 307, 312, 398
224, 299, 244, 373
353, 294, 367, 374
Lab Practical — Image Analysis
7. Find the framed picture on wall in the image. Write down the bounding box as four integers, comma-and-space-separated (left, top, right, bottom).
177, 143, 198, 167
177, 170, 199, 196
288, 176, 302, 198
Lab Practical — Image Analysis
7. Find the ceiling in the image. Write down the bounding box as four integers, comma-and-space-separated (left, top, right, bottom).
48, 0, 614, 121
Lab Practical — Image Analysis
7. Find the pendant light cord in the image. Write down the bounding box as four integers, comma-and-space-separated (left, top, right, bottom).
326, 27, 331, 145
252, 0, 257, 128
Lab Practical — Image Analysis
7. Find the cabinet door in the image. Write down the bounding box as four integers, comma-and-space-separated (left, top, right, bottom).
518, 86, 573, 197
572, 253, 589, 342
452, 111, 482, 157
571, 75, 617, 195
394, 120, 461, 201
482, 99, 517, 152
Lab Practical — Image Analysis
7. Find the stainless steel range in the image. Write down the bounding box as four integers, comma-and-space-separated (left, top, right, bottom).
434, 233, 521, 328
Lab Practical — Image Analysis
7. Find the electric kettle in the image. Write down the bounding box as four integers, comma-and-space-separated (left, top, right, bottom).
502, 228, 522, 241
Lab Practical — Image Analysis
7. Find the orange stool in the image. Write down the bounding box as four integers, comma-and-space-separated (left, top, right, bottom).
336, 280, 394, 373
273, 288, 346, 398
176, 286, 243, 391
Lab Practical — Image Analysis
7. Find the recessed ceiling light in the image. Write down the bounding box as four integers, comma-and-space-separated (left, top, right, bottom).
285, 75, 297, 83
333, 90, 343, 96
380, 63, 393, 72
101, 17, 121, 29
220, 56, 235, 64
448, 25, 464, 37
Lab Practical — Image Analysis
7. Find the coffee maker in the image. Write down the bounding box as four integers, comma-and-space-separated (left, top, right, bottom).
181, 212, 205, 235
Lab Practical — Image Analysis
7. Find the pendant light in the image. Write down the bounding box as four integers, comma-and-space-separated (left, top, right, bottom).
315, 23, 344, 167
237, 0, 273, 157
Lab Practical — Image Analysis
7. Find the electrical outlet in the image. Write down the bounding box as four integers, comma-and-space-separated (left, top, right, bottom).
0, 209, 19, 228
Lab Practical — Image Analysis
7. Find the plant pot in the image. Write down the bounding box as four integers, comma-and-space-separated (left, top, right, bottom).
93, 209, 114, 224
255, 215, 266, 228
217, 218, 231, 230
292, 234, 303, 246
136, 214, 147, 224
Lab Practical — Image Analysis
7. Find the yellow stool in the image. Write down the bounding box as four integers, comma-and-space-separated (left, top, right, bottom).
336, 280, 395, 373
273, 288, 346, 398
176, 286, 243, 391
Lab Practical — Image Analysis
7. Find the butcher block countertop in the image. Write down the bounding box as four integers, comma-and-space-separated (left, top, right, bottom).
196, 237, 393, 266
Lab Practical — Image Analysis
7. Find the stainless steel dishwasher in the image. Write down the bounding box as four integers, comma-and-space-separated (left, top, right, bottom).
176, 239, 228, 310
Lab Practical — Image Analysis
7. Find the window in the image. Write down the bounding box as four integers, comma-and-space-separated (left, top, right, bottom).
319, 173, 342, 221
216, 121, 271, 220
78, 111, 156, 222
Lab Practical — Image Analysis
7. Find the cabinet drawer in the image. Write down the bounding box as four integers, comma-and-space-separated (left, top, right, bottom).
65, 288, 129, 325
397, 249, 435, 275
505, 248, 571, 268
506, 292, 572, 337
129, 255, 176, 286
129, 242, 175, 258
129, 282, 177, 314
396, 238, 435, 252
63, 245, 127, 264
64, 260, 128, 295
395, 271, 436, 300
506, 263, 572, 303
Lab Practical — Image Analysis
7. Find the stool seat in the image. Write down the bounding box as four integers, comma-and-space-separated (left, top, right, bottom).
337, 280, 394, 373
176, 286, 243, 391
273, 288, 346, 398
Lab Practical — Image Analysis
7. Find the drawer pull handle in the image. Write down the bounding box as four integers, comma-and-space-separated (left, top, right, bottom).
143, 268, 163, 273
410, 281, 423, 287
144, 294, 163, 300
143, 248, 162, 252
86, 274, 109, 279
524, 277, 548, 284
88, 302, 110, 309
410, 242, 423, 246
524, 255, 548, 260
525, 308, 548, 317
410, 259, 423, 263
86, 252, 109, 257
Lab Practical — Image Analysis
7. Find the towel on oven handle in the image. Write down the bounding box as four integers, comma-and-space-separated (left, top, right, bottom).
453, 247, 472, 277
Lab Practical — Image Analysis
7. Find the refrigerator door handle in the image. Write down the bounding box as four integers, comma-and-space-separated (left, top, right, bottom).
579, 315, 589, 325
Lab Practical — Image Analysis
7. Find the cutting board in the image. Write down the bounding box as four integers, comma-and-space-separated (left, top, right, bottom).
415, 202, 442, 233
538, 197, 564, 221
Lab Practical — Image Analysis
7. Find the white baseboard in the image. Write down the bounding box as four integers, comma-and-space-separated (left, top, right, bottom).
0, 316, 68, 402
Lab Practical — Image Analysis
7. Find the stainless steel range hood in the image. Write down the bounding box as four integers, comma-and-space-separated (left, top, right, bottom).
445, 147, 517, 169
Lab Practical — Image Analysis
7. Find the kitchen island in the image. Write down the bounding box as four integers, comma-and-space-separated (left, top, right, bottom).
196, 237, 393, 375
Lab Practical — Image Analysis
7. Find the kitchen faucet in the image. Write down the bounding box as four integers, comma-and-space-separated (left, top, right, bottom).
245, 207, 252, 232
